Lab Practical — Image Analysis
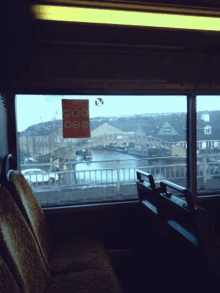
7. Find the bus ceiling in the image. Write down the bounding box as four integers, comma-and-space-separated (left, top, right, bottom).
2, 1, 220, 91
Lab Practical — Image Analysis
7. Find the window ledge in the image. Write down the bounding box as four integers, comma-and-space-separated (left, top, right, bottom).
43, 199, 140, 214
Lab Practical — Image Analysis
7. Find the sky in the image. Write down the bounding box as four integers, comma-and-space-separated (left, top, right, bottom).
15, 95, 220, 132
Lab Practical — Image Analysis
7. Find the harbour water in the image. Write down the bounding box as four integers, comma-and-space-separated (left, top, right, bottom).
74, 150, 187, 185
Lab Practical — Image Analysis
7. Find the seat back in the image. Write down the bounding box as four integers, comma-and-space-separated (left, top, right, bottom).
0, 186, 51, 293
136, 170, 156, 201
1, 154, 52, 268
0, 255, 21, 293
9, 173, 52, 259
194, 205, 220, 276
158, 180, 220, 276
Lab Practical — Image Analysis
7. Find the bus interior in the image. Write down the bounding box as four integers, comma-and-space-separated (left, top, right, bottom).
2, 0, 220, 292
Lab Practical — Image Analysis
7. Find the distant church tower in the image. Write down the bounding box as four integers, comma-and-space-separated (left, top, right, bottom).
201, 111, 210, 122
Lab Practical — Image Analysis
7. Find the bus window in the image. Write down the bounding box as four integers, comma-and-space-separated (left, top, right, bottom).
196, 96, 220, 195
16, 95, 186, 207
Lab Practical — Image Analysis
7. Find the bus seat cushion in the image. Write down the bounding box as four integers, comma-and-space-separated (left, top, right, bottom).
46, 267, 123, 293
49, 238, 110, 273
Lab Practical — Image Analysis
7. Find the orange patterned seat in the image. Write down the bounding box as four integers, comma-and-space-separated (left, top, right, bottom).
0, 255, 21, 293
8, 173, 108, 273
0, 186, 123, 293
45, 267, 123, 293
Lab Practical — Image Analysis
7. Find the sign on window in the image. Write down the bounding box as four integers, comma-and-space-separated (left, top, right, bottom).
62, 99, 90, 138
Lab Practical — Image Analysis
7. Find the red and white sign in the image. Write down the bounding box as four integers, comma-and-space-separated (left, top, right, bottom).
62, 99, 90, 138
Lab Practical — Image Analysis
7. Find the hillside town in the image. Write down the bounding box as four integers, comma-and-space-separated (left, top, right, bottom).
17, 110, 220, 166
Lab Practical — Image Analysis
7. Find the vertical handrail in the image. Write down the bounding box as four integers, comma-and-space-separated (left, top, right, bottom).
73, 171, 76, 186
89, 171, 91, 184
117, 160, 120, 192
36, 174, 38, 188
203, 156, 207, 184
67, 169, 71, 185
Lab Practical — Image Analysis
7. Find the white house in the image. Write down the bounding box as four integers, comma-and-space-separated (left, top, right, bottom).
201, 112, 210, 122
91, 122, 123, 137
136, 125, 146, 136
157, 121, 179, 136
177, 140, 220, 151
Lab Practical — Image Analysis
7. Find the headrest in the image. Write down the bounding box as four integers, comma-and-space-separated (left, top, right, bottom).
1, 154, 18, 187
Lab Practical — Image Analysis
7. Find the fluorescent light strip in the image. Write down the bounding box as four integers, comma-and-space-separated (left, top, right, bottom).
32, 4, 220, 31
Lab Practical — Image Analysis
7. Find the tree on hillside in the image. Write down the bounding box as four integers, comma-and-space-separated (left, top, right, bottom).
22, 109, 64, 157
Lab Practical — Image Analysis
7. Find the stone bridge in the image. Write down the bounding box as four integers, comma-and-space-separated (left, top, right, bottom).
37, 134, 177, 162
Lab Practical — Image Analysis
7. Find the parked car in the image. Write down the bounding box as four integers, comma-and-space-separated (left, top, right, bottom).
115, 134, 122, 139
28, 157, 38, 163
21, 169, 59, 186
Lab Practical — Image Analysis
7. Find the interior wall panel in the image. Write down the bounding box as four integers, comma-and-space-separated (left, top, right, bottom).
0, 95, 8, 183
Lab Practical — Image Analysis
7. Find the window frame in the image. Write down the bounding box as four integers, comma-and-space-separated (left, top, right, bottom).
204, 126, 211, 134
187, 94, 197, 201
11, 91, 220, 207
163, 127, 171, 132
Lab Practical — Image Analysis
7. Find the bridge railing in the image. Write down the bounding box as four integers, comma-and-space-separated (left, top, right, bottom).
20, 154, 220, 191
22, 158, 188, 191
23, 164, 188, 191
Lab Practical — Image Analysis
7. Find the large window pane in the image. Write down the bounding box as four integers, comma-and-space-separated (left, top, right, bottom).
16, 95, 187, 207
197, 96, 220, 195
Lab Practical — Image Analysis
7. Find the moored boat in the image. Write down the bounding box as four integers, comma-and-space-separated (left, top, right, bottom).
128, 147, 170, 158
109, 144, 128, 153
84, 149, 93, 160
128, 148, 149, 158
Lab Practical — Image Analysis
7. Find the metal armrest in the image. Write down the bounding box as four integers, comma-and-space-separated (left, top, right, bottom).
160, 180, 194, 210
136, 170, 156, 190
